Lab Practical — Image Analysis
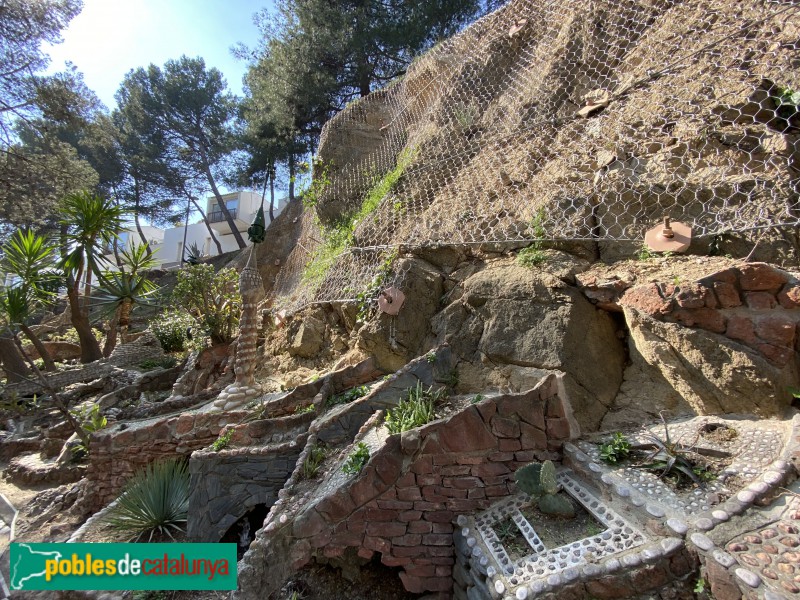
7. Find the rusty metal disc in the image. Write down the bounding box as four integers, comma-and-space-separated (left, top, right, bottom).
644, 219, 692, 253
378, 287, 405, 315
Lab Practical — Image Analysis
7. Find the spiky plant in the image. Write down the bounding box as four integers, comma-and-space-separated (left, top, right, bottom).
104, 458, 189, 541
636, 415, 703, 486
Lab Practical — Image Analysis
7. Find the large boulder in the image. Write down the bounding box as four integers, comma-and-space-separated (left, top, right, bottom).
430, 260, 626, 433
623, 307, 797, 418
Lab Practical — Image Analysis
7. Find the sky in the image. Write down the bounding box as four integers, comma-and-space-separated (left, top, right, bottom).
44, 0, 272, 109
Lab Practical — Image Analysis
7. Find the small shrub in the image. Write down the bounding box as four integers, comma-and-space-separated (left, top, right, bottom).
295, 403, 315, 415
518, 246, 546, 267
599, 432, 631, 464
342, 442, 370, 475
149, 308, 195, 353
636, 245, 655, 261
210, 428, 234, 452
69, 404, 107, 459
471, 394, 484, 404
302, 443, 326, 479
172, 264, 240, 345
326, 385, 369, 408
103, 458, 189, 541
425, 351, 437, 363
384, 382, 442, 434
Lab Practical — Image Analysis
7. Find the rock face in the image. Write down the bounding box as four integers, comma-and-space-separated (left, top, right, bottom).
617, 263, 800, 418
289, 316, 326, 359
429, 260, 625, 433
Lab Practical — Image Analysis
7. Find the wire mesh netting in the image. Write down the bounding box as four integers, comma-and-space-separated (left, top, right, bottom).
272, 0, 800, 312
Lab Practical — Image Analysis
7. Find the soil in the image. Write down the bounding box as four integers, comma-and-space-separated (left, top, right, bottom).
493, 517, 530, 560
269, 558, 421, 600
520, 495, 604, 550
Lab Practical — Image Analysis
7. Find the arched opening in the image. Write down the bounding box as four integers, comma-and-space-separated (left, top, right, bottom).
220, 503, 269, 560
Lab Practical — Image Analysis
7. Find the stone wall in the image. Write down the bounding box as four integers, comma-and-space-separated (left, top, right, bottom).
84, 409, 248, 510
619, 263, 799, 368
237, 373, 577, 597
187, 438, 305, 542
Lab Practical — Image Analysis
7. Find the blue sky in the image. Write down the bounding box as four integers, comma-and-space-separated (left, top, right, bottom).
45, 0, 272, 109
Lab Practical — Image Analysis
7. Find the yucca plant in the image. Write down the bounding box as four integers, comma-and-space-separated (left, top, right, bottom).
634, 414, 703, 486
384, 381, 440, 434
104, 458, 189, 541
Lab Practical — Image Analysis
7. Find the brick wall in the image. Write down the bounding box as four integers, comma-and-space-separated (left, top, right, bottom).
287, 373, 575, 595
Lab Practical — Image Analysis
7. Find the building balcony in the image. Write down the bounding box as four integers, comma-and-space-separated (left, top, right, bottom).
208, 208, 248, 235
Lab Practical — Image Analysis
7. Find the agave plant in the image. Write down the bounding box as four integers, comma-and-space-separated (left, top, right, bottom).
634, 414, 702, 486
104, 458, 189, 541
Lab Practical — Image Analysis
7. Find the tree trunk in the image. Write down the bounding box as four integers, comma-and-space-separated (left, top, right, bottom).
118, 299, 133, 344
288, 152, 295, 202
190, 196, 223, 255
0, 335, 31, 382
103, 308, 119, 357
66, 279, 103, 363
19, 324, 56, 371
269, 161, 276, 221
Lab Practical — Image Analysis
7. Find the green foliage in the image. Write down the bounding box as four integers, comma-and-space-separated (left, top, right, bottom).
103, 458, 189, 541
636, 245, 656, 261
210, 428, 234, 452
425, 351, 437, 363
518, 208, 548, 268
694, 577, 706, 594
342, 442, 370, 475
172, 264, 240, 345
0, 230, 60, 300
69, 404, 107, 459
58, 190, 125, 278
453, 102, 480, 131
384, 381, 442, 434
515, 460, 575, 518
789, 386, 800, 399
301, 159, 333, 208
599, 433, 631, 464
301, 149, 413, 288
94, 243, 160, 318
302, 443, 326, 479
471, 394, 484, 404
149, 308, 195, 353
185, 242, 206, 265
355, 250, 398, 323
326, 385, 369, 408
295, 403, 315, 414
772, 85, 800, 120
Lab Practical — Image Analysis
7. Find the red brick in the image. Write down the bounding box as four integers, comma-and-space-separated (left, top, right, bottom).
399, 510, 423, 522
416, 474, 442, 486
421, 487, 448, 502
488, 451, 515, 462
364, 508, 396, 522
726, 315, 757, 344
485, 484, 509, 497
410, 456, 433, 474
323, 545, 347, 558
432, 522, 453, 534
423, 510, 455, 523
629, 565, 669, 592
738, 263, 788, 291
481, 475, 508, 486
407, 521, 432, 534
491, 416, 521, 438
435, 566, 452, 577
471, 462, 510, 477
467, 487, 486, 499
670, 308, 726, 333
546, 417, 571, 440
447, 498, 485, 511
436, 487, 467, 499
393, 533, 422, 546
432, 454, 456, 466
455, 456, 483, 465
404, 565, 436, 577
426, 546, 455, 557
440, 465, 470, 476
397, 487, 422, 501
430, 556, 455, 565
675, 284, 711, 308
447, 476, 483, 490
398, 572, 425, 593
744, 291, 777, 310
778, 284, 800, 308
349, 472, 384, 507
175, 414, 194, 435
515, 450, 537, 462
393, 545, 426, 557
364, 535, 392, 554
422, 575, 455, 592
372, 452, 403, 485
414, 501, 446, 511
367, 522, 406, 537
620, 283, 673, 316
422, 533, 453, 546
396, 472, 416, 487
586, 576, 634, 599
498, 438, 522, 451
756, 316, 796, 346
755, 342, 793, 366
438, 407, 496, 452
475, 399, 496, 423
381, 555, 411, 567
519, 421, 547, 450
357, 547, 374, 560
376, 499, 414, 510
713, 281, 741, 308
317, 489, 357, 521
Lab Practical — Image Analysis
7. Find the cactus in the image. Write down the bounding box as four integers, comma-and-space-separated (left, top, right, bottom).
514, 460, 575, 518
